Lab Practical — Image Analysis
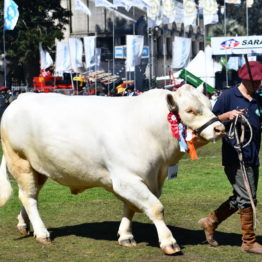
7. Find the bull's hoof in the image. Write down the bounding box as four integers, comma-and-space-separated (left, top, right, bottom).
119, 238, 137, 247
36, 237, 52, 245
207, 239, 219, 247
162, 243, 181, 255
17, 225, 30, 236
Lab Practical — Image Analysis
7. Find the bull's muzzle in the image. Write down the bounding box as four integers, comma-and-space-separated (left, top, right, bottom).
214, 123, 226, 137
194, 117, 225, 138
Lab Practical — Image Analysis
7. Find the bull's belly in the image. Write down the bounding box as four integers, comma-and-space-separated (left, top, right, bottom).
33, 160, 113, 193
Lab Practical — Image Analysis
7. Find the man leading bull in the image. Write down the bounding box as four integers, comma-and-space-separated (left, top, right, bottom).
199, 61, 262, 254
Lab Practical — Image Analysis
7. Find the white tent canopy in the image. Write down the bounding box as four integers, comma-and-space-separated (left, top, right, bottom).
174, 45, 222, 87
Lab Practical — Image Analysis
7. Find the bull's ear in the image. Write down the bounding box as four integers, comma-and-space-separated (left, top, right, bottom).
196, 83, 204, 93
166, 94, 178, 112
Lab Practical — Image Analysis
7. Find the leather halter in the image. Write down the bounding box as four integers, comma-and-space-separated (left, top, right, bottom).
194, 117, 220, 134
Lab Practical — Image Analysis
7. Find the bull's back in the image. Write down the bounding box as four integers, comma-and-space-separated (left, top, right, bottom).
1, 93, 157, 189
0, 93, 124, 188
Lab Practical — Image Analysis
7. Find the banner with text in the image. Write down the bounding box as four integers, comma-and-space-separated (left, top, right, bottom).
211, 36, 262, 56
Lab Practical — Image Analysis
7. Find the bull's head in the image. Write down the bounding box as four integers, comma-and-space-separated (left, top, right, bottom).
166, 84, 225, 142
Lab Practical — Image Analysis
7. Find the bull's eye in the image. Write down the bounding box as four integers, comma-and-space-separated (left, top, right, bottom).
185, 107, 198, 115
186, 107, 194, 114
186, 109, 193, 113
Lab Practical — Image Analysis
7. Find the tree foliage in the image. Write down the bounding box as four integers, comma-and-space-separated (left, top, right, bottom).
207, 19, 246, 37
0, 0, 71, 84
209, 0, 262, 36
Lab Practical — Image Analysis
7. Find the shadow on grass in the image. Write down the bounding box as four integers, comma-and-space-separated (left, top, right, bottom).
47, 221, 262, 248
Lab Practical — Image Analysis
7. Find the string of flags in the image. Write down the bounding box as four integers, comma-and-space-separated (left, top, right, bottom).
4, 0, 255, 31
83, 0, 254, 28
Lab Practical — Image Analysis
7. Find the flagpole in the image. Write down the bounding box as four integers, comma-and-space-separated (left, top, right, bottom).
3, 28, 7, 87
150, 28, 154, 88
133, 7, 137, 92
95, 34, 97, 95
112, 9, 115, 91
246, 4, 249, 36
223, 2, 229, 88
163, 32, 167, 86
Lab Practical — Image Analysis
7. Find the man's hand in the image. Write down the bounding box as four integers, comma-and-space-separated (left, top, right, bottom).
219, 109, 245, 122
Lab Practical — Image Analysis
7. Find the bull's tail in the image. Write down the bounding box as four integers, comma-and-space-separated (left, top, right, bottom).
0, 155, 12, 206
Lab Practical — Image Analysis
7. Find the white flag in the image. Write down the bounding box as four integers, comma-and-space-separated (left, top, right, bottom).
69, 38, 84, 71
95, 0, 115, 8
113, 0, 132, 11
132, 0, 151, 10
246, 0, 254, 8
162, 0, 176, 24
227, 57, 240, 71
39, 43, 53, 70
55, 41, 71, 73
74, 0, 91, 16
183, 0, 197, 26
202, 0, 218, 26
225, 0, 241, 4
147, 0, 161, 28
126, 35, 144, 71
174, 1, 183, 24
172, 37, 192, 69
4, 0, 19, 30
84, 36, 96, 69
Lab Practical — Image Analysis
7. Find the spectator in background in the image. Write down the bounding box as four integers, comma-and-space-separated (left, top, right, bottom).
0, 86, 12, 120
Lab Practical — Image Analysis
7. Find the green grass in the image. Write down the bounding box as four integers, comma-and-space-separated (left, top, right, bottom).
1, 141, 262, 261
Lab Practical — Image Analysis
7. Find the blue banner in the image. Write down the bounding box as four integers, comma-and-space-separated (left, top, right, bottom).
4, 0, 19, 30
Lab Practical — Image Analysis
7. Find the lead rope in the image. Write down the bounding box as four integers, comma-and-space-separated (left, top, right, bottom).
228, 115, 258, 229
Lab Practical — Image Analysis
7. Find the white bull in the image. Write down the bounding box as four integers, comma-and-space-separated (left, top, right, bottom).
0, 85, 224, 255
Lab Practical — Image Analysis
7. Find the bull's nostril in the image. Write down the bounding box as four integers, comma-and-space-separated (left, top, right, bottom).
214, 125, 225, 134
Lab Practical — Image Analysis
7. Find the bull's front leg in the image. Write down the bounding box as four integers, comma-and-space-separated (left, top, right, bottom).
118, 203, 136, 247
112, 172, 180, 255
17, 206, 30, 235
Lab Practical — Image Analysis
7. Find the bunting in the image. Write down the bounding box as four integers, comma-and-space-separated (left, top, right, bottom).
246, 0, 254, 8
113, 0, 132, 11
95, 0, 115, 8
201, 0, 218, 26
174, 1, 184, 24
147, 0, 161, 28
162, 0, 176, 25
183, 0, 197, 26
225, 0, 241, 4
74, 0, 91, 16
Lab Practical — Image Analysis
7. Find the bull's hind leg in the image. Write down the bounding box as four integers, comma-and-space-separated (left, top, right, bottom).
112, 173, 180, 255
118, 203, 136, 247
17, 170, 49, 244
4, 146, 49, 243
17, 206, 30, 235
16, 172, 47, 239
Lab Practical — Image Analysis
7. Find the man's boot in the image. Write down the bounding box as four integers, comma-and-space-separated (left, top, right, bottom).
198, 200, 237, 246
240, 208, 262, 254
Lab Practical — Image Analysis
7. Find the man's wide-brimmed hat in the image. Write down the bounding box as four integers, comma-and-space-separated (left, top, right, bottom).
238, 61, 262, 81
